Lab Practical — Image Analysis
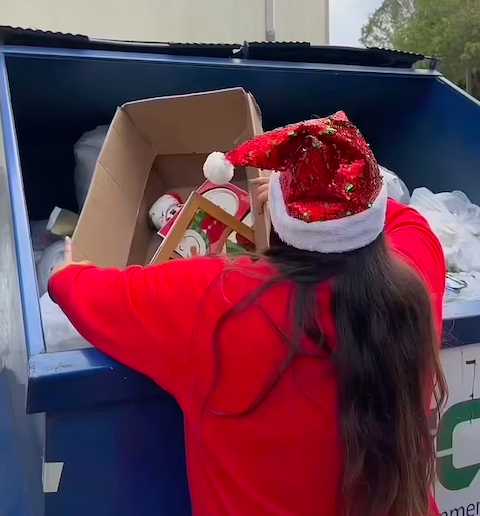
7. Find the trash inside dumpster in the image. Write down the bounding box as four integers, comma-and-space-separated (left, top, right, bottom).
2, 38, 480, 516
33, 95, 480, 350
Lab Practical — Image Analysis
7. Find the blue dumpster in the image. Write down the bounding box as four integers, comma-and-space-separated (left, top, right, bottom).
1, 36, 480, 516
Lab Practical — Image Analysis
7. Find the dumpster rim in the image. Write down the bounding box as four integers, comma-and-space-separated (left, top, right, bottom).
0, 52, 45, 358
1, 44, 443, 78
437, 74, 480, 108
27, 347, 164, 414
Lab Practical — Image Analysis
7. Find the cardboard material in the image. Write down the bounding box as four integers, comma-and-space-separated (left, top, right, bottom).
72, 88, 267, 268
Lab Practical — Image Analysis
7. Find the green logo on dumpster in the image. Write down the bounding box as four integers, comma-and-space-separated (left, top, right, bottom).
437, 398, 480, 491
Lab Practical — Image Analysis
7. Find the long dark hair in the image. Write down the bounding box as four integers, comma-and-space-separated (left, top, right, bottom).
209, 230, 447, 516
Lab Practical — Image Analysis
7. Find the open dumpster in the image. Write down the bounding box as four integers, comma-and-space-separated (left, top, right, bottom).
1, 33, 480, 516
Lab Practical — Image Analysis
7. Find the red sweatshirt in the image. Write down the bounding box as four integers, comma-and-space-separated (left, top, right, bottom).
49, 199, 446, 516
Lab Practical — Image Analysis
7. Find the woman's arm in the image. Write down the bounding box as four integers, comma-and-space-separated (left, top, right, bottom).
48, 255, 224, 405
385, 198, 447, 332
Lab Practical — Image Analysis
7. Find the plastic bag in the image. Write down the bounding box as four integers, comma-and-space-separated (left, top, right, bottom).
36, 240, 66, 297
380, 166, 410, 204
30, 220, 60, 263
445, 272, 480, 304
40, 293, 91, 352
74, 125, 108, 210
410, 187, 480, 272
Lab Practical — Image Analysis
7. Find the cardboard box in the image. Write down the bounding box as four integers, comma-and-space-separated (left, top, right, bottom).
72, 88, 268, 268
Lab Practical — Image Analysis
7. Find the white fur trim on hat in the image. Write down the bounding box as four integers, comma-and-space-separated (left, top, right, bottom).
269, 172, 388, 253
203, 152, 234, 185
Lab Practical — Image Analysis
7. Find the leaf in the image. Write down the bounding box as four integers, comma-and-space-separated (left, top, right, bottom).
360, 0, 415, 48
361, 0, 480, 97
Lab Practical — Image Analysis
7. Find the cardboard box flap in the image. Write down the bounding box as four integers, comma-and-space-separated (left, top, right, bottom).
247, 94, 264, 136
123, 88, 253, 156
73, 108, 156, 267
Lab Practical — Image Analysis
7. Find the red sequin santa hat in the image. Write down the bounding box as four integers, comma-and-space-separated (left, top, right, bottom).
203, 111, 387, 253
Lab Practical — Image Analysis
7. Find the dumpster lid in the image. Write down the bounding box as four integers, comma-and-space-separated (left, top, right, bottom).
0, 26, 432, 69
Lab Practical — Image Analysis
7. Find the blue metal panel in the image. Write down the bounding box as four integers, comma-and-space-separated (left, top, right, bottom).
0, 53, 44, 357
28, 348, 161, 413
0, 53, 45, 515
0, 374, 30, 516
375, 76, 480, 204
44, 396, 191, 516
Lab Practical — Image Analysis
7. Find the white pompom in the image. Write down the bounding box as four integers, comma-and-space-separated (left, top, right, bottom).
203, 152, 234, 185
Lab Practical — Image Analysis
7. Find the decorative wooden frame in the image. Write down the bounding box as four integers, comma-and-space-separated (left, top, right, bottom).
150, 192, 255, 265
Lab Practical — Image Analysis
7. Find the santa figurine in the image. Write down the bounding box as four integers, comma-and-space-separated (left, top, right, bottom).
149, 193, 183, 231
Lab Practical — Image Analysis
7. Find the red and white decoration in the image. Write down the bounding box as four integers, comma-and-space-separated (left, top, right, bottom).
203, 111, 387, 253
149, 193, 183, 231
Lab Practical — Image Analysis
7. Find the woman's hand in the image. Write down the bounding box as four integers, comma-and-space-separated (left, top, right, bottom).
50, 237, 92, 278
250, 176, 271, 213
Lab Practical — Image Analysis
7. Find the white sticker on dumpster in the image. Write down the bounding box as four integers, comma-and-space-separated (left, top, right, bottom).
452, 419, 480, 468
43, 461, 64, 493
436, 343, 480, 516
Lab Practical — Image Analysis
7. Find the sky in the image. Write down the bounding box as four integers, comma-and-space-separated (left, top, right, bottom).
330, 0, 384, 47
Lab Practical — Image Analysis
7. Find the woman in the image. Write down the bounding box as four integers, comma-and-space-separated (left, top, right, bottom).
49, 112, 447, 516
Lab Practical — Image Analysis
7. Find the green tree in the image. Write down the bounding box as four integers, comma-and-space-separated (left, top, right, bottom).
361, 0, 415, 49
361, 0, 480, 97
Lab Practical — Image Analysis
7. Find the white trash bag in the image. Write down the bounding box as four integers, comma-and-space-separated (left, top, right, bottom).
36, 240, 66, 297
40, 293, 91, 352
380, 166, 410, 204
445, 272, 480, 304
410, 187, 480, 272
74, 125, 108, 210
